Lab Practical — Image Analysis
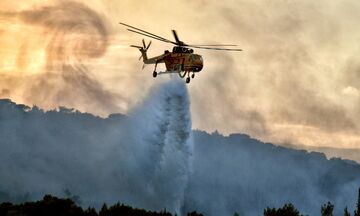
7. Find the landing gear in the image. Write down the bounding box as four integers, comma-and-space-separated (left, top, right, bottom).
153, 61, 158, 78
186, 72, 191, 84
177, 70, 195, 84
179, 71, 187, 78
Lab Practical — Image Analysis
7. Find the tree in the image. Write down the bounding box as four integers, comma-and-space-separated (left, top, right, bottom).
187, 211, 204, 216
321, 202, 334, 216
344, 207, 351, 216
85, 207, 98, 216
264, 203, 302, 216
99, 203, 108, 216
355, 188, 360, 216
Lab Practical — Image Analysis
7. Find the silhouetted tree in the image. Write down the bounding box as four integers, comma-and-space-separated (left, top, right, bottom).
321, 202, 334, 216
264, 203, 302, 216
187, 211, 204, 216
99, 203, 108, 216
234, 212, 240, 216
85, 207, 98, 216
0, 202, 13, 216
344, 207, 351, 216
355, 188, 360, 216
0, 195, 177, 216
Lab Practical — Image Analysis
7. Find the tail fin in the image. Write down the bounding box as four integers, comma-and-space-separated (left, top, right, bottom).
131, 39, 152, 63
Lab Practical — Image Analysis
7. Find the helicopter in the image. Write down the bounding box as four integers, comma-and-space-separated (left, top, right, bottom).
120, 22, 242, 83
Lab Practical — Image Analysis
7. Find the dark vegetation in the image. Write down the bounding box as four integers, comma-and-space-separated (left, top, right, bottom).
264, 188, 360, 216
0, 195, 203, 216
264, 203, 302, 216
1, 188, 360, 216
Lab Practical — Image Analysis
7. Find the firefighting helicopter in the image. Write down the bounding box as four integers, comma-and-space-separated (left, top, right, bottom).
120, 22, 242, 83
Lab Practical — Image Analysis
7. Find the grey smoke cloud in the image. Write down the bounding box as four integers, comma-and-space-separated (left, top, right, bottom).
191, 52, 269, 137
182, 0, 360, 148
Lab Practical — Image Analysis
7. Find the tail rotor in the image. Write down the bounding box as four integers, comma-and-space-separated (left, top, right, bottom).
131, 39, 152, 61
146, 40, 152, 50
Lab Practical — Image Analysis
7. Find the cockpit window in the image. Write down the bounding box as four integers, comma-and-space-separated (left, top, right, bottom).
190, 55, 202, 61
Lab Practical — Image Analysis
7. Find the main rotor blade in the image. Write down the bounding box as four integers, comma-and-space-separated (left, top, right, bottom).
126, 29, 176, 45
121, 22, 242, 51
120, 22, 174, 43
188, 44, 238, 47
172, 30, 180, 44
188, 45, 243, 51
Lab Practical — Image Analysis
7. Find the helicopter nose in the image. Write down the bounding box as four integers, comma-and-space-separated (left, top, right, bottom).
195, 62, 203, 72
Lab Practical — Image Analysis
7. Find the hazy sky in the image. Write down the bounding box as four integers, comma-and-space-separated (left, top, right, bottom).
1, 0, 360, 149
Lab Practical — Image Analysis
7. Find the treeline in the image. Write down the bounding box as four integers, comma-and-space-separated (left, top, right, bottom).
1, 188, 360, 216
263, 188, 360, 216
0, 195, 203, 216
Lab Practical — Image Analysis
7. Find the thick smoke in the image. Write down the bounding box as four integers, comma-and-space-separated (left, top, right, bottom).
0, 84, 360, 215
184, 132, 360, 216
0, 77, 192, 215
0, 1, 123, 115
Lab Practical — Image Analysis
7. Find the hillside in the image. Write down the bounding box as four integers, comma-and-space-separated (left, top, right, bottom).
0, 98, 359, 215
